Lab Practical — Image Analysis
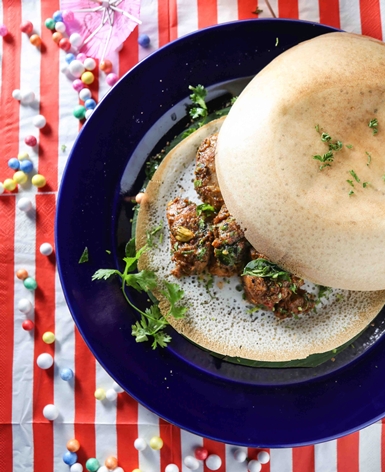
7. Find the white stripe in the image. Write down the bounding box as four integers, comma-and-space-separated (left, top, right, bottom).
270, 448, 293, 472
258, 0, 279, 19
177, 0, 198, 38
217, 0, 238, 23
298, 0, 320, 23
138, 0, 159, 62
225, 445, 248, 472
339, 0, 362, 34
180, 429, 203, 472
19, 0, 41, 192
137, 403, 161, 472
359, 423, 382, 472
315, 439, 337, 472
379, 0, 385, 38
12, 194, 36, 472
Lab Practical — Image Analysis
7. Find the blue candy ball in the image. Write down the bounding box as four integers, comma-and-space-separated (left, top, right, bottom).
19, 160, 33, 174
84, 98, 97, 110
63, 451, 77, 466
138, 33, 150, 48
65, 53, 76, 64
60, 367, 74, 381
53, 10, 63, 22
8, 157, 20, 170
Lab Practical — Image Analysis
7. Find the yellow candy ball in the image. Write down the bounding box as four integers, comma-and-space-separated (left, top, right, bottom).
149, 436, 163, 450
132, 469, 142, 472
42, 331, 55, 344
18, 152, 30, 161
13, 171, 28, 184
3, 178, 17, 191
31, 174, 46, 188
94, 388, 106, 400
81, 71, 94, 85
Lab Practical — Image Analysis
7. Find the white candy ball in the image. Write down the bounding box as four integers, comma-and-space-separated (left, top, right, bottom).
96, 467, 109, 472
85, 109, 94, 120
257, 451, 270, 464
183, 456, 199, 470
18, 298, 33, 313
248, 460, 262, 472
12, 89, 21, 100
42, 403, 59, 420
165, 465, 179, 472
0, 182, 4, 195
112, 381, 124, 393
79, 88, 92, 101
17, 197, 32, 212
40, 242, 53, 256
55, 21, 66, 33
69, 60, 85, 78
84, 57, 96, 71
233, 448, 247, 462
70, 33, 82, 48
206, 454, 222, 471
37, 353, 54, 369
105, 388, 117, 401
20, 89, 35, 105
113, 468, 124, 472
32, 114, 46, 129
70, 464, 83, 472
134, 437, 147, 451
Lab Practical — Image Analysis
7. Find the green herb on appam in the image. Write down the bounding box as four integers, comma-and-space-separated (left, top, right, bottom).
368, 118, 378, 135
79, 247, 89, 263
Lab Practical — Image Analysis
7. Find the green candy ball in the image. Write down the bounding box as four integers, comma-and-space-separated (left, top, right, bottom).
23, 277, 37, 290
85, 458, 100, 472
73, 105, 86, 120
45, 18, 56, 30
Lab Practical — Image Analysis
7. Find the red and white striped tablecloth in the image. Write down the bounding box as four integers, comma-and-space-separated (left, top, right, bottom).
1, 1, 385, 471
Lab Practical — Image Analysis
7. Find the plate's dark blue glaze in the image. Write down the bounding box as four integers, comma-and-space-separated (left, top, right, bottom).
56, 19, 385, 447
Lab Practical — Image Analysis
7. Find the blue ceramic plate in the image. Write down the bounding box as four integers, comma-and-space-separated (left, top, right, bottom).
56, 19, 385, 447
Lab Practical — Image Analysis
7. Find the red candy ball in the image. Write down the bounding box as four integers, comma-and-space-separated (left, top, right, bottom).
22, 320, 34, 331
20, 21, 33, 34
194, 447, 208, 460
25, 135, 37, 147
59, 38, 71, 51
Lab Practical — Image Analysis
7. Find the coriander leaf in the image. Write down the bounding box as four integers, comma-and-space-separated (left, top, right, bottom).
131, 320, 149, 343
315, 124, 320, 133
346, 144, 353, 149
146, 221, 163, 247
363, 182, 370, 188
61, 144, 67, 152
79, 246, 89, 263
105, 250, 111, 255
329, 140, 343, 151
125, 238, 136, 257
151, 331, 172, 349
161, 281, 187, 319
242, 258, 291, 282
321, 132, 332, 142
188, 84, 207, 109
194, 179, 202, 188
349, 169, 360, 183
124, 270, 157, 293
275, 37, 279, 47
230, 96, 238, 105
181, 127, 199, 139
346, 180, 354, 187
92, 268, 121, 280
189, 106, 206, 120
366, 151, 371, 166
196, 203, 215, 217
349, 190, 355, 196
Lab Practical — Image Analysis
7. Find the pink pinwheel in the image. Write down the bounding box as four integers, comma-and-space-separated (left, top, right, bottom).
61, 0, 141, 61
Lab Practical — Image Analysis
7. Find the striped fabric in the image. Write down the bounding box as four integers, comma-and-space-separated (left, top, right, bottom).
1, 1, 385, 471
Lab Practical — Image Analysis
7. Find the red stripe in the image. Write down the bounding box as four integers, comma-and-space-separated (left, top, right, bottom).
337, 432, 359, 472
33, 194, 56, 472
119, 26, 139, 76
169, 0, 178, 41
278, 0, 299, 18
116, 393, 139, 470
292, 445, 315, 472
238, 0, 261, 20
319, 0, 341, 29
360, 0, 382, 40
203, 438, 226, 472
197, 0, 218, 29
158, 0, 170, 47
38, 0, 60, 192
74, 329, 96, 464
159, 419, 182, 470
0, 195, 15, 471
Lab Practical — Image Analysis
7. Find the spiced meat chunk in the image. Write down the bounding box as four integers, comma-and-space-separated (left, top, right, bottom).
166, 197, 213, 277
194, 133, 225, 211
209, 204, 249, 277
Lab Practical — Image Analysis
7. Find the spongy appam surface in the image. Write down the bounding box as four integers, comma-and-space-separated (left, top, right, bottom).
216, 32, 385, 291
136, 118, 385, 362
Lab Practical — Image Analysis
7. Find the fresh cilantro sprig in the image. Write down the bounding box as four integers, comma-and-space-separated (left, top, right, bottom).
242, 258, 291, 281
188, 85, 208, 124
368, 118, 378, 135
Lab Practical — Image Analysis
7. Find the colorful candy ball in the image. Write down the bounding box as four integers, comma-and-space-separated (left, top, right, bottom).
24, 276, 37, 290
37, 353, 54, 369
18, 151, 30, 160
66, 53, 76, 64
18, 298, 32, 313
79, 88, 92, 101
105, 388, 117, 401
85, 110, 94, 120
52, 32, 63, 44
55, 21, 66, 33
25, 135, 37, 147
63, 451, 78, 466
13, 171, 28, 184
194, 447, 208, 460
22, 319, 34, 331
106, 73, 118, 87
81, 71, 94, 84
3, 179, 17, 191
165, 465, 179, 472
138, 34, 150, 48
73, 105, 86, 120
205, 455, 222, 471
20, 89, 35, 104
42, 331, 55, 344
112, 381, 124, 393
45, 18, 56, 30
19, 160, 33, 173
99, 59, 112, 74
183, 456, 199, 470
72, 79, 84, 92
133, 438, 147, 451
257, 451, 270, 464
84, 57, 96, 71
104, 456, 118, 469
8, 157, 20, 170
32, 114, 46, 129
30, 34, 42, 47
59, 38, 71, 51
20, 20, 33, 34
43, 404, 59, 420
17, 197, 32, 212
97, 467, 109, 472
70, 463, 83, 472
66, 438, 80, 452
60, 368, 74, 381
16, 269, 29, 280
149, 436, 163, 450
85, 458, 100, 472
53, 11, 63, 22
76, 52, 87, 62
70, 33, 82, 48
40, 242, 53, 256
12, 89, 21, 100
84, 98, 96, 110
69, 60, 85, 78
248, 460, 262, 472
31, 174, 46, 188
94, 388, 106, 400
0, 24, 8, 37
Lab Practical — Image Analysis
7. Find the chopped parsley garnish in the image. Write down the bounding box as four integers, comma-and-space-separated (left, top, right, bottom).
275, 37, 279, 47
349, 169, 360, 183
79, 247, 89, 263
61, 144, 67, 152
329, 141, 343, 151
230, 96, 238, 105
363, 182, 370, 188
321, 132, 331, 142
315, 124, 320, 133
346, 180, 354, 187
349, 190, 355, 196
366, 151, 371, 166
313, 150, 334, 170
196, 203, 215, 217
368, 118, 378, 135
194, 179, 202, 188
346, 144, 353, 149
146, 221, 163, 247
